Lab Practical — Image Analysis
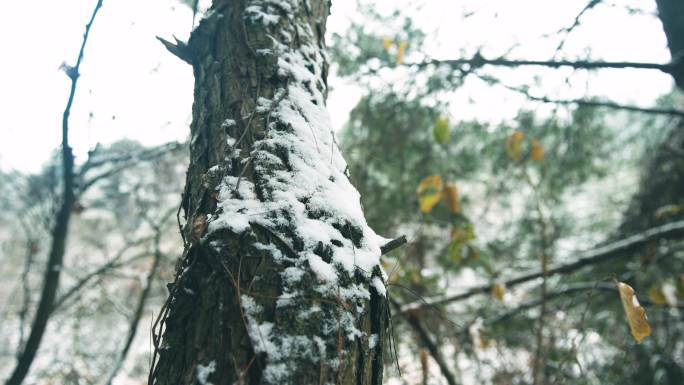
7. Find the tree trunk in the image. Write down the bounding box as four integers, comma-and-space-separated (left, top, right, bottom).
656, 0, 684, 89
149, 1, 388, 385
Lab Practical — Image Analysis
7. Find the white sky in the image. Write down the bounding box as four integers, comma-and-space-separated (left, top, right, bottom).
0, 0, 675, 173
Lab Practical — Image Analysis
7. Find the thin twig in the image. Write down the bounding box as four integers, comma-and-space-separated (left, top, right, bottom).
550, 0, 603, 55
505, 83, 684, 118
106, 226, 166, 385
52, 242, 152, 312
389, 298, 459, 385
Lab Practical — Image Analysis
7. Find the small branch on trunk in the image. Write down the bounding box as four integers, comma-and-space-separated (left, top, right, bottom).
381, 235, 407, 255
156, 36, 192, 65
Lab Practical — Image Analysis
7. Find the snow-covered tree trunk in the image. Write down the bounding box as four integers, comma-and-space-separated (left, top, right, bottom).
149, 1, 389, 385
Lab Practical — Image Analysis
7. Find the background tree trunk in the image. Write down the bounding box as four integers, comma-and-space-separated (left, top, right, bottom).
656, 0, 684, 89
149, 1, 388, 385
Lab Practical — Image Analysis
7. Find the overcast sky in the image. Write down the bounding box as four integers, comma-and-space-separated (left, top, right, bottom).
0, 0, 674, 173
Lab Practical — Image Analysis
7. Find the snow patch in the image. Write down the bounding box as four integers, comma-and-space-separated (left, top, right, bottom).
371, 276, 386, 297
196, 360, 216, 385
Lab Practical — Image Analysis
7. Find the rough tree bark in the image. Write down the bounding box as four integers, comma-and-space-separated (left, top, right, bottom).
150, 1, 388, 385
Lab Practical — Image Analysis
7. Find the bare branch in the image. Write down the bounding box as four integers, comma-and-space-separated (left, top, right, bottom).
486, 281, 684, 327
477, 73, 684, 118
558, 0, 602, 34
78, 141, 183, 194
51, 239, 153, 313
79, 141, 181, 175
402, 220, 684, 312
419, 52, 675, 73
389, 298, 459, 385
106, 233, 165, 385
551, 0, 603, 54
5, 2, 104, 384
505, 84, 684, 118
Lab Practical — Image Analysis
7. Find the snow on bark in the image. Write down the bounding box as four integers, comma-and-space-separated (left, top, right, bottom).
196, 361, 216, 385
195, 0, 388, 382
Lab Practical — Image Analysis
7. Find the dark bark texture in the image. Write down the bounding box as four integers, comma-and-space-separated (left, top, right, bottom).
656, 0, 684, 89
618, 124, 684, 235
150, 1, 387, 385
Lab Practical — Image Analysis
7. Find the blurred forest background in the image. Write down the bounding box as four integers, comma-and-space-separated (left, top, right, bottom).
1, 0, 684, 384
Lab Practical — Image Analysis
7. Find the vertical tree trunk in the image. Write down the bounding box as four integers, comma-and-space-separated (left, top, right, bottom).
5, 2, 103, 384
149, 1, 388, 385
617, 0, 684, 235
656, 0, 684, 89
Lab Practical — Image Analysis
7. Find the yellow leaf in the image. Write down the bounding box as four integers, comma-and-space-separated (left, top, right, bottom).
617, 281, 652, 343
419, 349, 429, 380
416, 175, 443, 213
530, 139, 544, 161
443, 184, 460, 214
654, 204, 682, 220
492, 282, 505, 301
396, 41, 408, 65
382, 37, 393, 52
512, 130, 523, 142
506, 131, 524, 162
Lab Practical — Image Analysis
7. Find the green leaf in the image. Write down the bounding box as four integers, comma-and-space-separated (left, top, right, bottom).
433, 117, 451, 144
